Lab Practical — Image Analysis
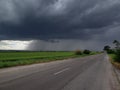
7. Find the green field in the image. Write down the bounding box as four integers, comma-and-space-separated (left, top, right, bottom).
0, 51, 98, 68
0, 51, 78, 68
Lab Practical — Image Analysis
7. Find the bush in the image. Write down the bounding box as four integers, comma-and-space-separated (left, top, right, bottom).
83, 50, 91, 54
114, 49, 120, 62
75, 50, 82, 55
107, 49, 115, 54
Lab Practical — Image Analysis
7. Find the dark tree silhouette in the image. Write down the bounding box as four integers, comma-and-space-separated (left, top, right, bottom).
103, 45, 111, 51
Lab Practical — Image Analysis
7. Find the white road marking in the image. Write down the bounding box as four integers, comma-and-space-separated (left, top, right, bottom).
54, 68, 70, 75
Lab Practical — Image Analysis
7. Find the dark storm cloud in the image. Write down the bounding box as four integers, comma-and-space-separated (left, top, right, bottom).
0, 0, 120, 41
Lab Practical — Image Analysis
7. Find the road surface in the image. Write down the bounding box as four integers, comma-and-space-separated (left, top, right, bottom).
0, 54, 119, 90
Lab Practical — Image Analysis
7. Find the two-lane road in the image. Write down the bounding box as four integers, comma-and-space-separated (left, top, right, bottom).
0, 54, 119, 90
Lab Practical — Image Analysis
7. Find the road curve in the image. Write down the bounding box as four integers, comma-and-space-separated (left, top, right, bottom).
0, 54, 119, 90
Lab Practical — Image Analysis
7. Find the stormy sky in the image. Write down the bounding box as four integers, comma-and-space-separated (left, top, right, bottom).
0, 0, 120, 51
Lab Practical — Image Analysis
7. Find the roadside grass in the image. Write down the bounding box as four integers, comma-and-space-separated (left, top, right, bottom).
0, 51, 99, 68
109, 54, 120, 69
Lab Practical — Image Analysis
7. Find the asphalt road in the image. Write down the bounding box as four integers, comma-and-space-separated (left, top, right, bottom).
0, 54, 119, 90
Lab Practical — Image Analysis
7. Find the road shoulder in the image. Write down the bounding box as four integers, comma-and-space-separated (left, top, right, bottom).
111, 66, 120, 90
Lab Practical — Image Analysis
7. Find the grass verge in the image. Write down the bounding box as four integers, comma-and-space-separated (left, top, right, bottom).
109, 54, 120, 69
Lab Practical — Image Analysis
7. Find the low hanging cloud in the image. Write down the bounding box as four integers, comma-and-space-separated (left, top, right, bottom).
0, 0, 120, 50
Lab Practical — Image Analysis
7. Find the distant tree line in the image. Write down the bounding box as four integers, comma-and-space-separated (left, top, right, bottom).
75, 49, 91, 55
104, 40, 120, 62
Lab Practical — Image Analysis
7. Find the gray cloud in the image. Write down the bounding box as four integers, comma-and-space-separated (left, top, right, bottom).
0, 0, 120, 50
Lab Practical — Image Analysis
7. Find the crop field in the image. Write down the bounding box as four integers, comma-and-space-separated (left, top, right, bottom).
0, 51, 98, 68
0, 51, 80, 68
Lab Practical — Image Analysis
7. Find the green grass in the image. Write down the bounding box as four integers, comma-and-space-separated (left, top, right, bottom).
0, 51, 75, 68
109, 54, 116, 62
109, 54, 120, 69
0, 51, 98, 68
